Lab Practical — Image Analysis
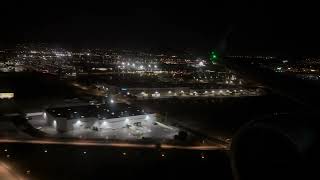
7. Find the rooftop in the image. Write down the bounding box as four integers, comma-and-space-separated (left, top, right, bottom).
46, 103, 146, 120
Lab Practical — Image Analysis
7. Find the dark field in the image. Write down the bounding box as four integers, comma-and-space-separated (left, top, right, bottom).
136, 94, 302, 137
0, 143, 232, 180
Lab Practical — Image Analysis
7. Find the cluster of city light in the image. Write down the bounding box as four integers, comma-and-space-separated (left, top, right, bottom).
117, 61, 159, 72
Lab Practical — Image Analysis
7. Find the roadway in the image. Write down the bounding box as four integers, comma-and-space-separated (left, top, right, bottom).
0, 139, 227, 151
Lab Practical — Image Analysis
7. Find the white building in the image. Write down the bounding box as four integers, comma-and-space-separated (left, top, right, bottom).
43, 104, 156, 133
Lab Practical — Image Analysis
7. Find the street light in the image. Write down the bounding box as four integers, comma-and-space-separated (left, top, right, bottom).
53, 120, 57, 128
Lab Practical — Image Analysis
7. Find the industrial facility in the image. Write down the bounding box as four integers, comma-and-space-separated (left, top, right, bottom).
43, 103, 156, 133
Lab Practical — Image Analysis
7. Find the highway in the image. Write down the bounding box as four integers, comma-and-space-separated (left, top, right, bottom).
0, 139, 227, 151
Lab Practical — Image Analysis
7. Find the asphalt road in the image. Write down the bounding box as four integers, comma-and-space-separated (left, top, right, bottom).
0, 138, 227, 150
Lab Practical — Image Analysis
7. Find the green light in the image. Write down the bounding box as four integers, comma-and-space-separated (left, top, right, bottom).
210, 51, 218, 63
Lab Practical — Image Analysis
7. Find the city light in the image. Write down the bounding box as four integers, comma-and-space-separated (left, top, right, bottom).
198, 61, 205, 67
0, 93, 14, 99
110, 99, 114, 103
53, 120, 57, 128
74, 120, 82, 127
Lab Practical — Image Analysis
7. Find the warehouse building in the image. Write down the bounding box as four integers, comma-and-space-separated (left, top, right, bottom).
43, 103, 156, 132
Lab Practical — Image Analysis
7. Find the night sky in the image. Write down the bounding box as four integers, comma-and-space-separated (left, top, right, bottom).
0, 1, 319, 56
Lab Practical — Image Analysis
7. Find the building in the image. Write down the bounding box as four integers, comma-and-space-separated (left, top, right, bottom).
43, 103, 156, 132
0, 89, 14, 99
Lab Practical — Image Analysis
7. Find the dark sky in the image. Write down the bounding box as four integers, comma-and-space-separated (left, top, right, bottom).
0, 1, 319, 56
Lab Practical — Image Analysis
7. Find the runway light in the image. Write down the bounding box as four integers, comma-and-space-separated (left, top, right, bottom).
110, 99, 114, 103
44, 150, 48, 153
161, 153, 165, 157
168, 90, 172, 94
4, 149, 7, 152
122, 152, 126, 156
83, 151, 87, 154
